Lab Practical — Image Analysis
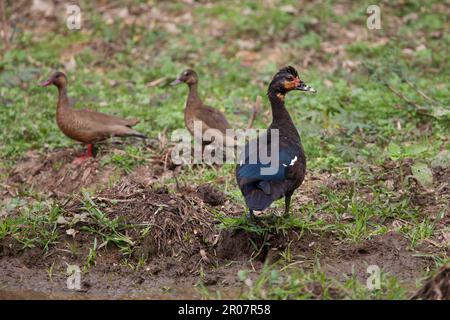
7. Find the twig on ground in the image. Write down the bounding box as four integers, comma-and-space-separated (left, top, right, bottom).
404, 79, 439, 105
246, 95, 262, 129
92, 196, 136, 203
386, 84, 431, 116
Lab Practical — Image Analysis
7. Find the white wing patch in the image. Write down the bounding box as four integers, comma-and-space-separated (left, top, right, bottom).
289, 156, 298, 166
282, 156, 298, 168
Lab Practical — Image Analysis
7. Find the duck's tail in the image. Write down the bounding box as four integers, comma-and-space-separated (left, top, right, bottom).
129, 131, 147, 139
245, 190, 274, 211
112, 125, 147, 139
241, 182, 274, 211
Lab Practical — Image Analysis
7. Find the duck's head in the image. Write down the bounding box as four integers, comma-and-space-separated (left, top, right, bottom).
39, 72, 68, 88
171, 69, 198, 86
269, 66, 316, 97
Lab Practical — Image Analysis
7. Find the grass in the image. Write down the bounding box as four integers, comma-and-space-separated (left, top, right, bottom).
0, 0, 449, 299
0, 200, 63, 251
80, 192, 134, 249
200, 262, 409, 300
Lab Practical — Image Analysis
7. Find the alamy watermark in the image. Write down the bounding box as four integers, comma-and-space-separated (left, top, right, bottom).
66, 264, 81, 290
366, 265, 381, 290
66, 4, 381, 31
66, 5, 81, 30
170, 121, 283, 175
366, 5, 381, 30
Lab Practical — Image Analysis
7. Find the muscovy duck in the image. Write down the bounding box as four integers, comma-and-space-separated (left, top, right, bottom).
236, 66, 316, 217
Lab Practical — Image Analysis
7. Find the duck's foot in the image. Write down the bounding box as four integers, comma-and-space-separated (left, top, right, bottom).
72, 144, 94, 165
246, 210, 264, 221
72, 155, 92, 165
246, 210, 256, 221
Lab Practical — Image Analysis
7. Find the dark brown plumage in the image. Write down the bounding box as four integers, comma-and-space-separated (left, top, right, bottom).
39, 72, 146, 164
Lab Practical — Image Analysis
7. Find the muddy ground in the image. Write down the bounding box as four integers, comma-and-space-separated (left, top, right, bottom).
1, 145, 448, 299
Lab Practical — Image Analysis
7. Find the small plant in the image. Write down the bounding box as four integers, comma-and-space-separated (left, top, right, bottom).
84, 237, 98, 271
80, 192, 135, 255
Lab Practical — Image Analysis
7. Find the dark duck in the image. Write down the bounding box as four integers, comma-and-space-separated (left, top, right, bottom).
39, 72, 146, 165
236, 66, 316, 217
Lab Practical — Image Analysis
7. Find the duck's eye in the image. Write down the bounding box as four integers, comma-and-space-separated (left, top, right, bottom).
286, 75, 294, 81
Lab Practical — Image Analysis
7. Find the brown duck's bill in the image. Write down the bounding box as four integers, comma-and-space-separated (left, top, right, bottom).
170, 78, 182, 86
296, 82, 316, 93
39, 79, 53, 87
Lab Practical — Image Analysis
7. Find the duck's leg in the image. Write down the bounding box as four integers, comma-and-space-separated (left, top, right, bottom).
246, 209, 256, 221
83, 144, 94, 157
72, 144, 94, 165
284, 193, 292, 216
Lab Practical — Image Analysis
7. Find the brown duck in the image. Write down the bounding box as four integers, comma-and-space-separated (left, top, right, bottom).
171, 69, 259, 148
39, 72, 146, 164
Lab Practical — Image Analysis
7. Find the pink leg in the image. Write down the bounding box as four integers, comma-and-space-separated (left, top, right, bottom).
72, 144, 94, 165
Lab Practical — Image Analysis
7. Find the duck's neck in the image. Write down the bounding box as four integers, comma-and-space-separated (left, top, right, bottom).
187, 83, 202, 108
57, 85, 70, 110
268, 91, 298, 136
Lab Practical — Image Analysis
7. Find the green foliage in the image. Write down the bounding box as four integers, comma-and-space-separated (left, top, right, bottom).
80, 192, 135, 255
0, 201, 63, 251
100, 145, 146, 173
233, 263, 408, 300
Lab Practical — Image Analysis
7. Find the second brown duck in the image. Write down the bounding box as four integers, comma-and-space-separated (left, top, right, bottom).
39, 72, 146, 164
171, 69, 259, 148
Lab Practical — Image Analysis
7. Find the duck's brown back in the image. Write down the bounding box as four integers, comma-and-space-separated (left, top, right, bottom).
57, 107, 141, 144
185, 105, 230, 134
